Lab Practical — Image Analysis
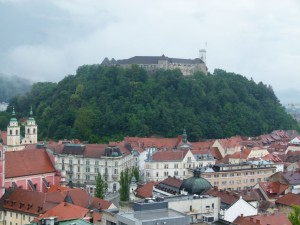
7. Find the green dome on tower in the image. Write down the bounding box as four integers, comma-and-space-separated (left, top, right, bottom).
180, 167, 212, 195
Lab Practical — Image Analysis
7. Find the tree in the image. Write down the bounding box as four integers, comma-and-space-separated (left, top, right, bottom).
132, 167, 140, 183
95, 173, 105, 199
119, 168, 131, 201
289, 205, 300, 225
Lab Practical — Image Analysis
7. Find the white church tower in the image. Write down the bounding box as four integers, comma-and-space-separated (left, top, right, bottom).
25, 106, 38, 144
6, 107, 22, 151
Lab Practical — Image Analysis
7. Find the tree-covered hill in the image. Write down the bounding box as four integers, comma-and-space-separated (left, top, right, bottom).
4, 65, 297, 142
0, 73, 32, 102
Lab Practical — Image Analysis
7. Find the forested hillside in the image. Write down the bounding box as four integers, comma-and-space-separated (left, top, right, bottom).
0, 73, 32, 102
4, 65, 296, 142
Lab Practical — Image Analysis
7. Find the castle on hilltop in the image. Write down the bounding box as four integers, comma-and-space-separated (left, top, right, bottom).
101, 50, 207, 76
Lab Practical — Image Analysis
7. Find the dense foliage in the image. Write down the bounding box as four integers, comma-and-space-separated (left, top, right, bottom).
0, 73, 32, 102
95, 173, 105, 199
4, 65, 296, 142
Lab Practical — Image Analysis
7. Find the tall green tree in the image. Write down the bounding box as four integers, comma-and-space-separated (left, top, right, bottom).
289, 205, 300, 225
119, 168, 131, 201
132, 167, 140, 183
95, 173, 105, 199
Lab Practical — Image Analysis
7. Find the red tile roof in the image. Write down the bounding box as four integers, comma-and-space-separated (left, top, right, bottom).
5, 149, 56, 178
38, 202, 89, 221
159, 176, 183, 189
1, 187, 113, 216
258, 182, 288, 199
152, 149, 189, 161
135, 181, 159, 198
234, 212, 291, 225
124, 136, 179, 150
0, 131, 7, 145
276, 192, 300, 207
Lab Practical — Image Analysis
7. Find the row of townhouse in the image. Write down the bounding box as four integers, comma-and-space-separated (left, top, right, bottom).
46, 141, 137, 194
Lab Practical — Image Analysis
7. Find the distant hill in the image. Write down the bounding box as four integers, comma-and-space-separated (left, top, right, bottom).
0, 73, 32, 102
7, 66, 297, 142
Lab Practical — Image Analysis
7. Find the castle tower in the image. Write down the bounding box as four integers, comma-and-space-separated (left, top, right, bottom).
199, 49, 206, 63
25, 106, 38, 144
6, 107, 21, 151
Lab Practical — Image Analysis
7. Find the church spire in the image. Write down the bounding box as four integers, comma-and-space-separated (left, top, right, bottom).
182, 128, 187, 144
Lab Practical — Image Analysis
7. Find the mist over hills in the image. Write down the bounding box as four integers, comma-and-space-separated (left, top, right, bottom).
0, 73, 32, 102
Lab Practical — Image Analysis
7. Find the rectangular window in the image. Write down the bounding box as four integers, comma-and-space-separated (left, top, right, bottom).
86, 167, 90, 173
164, 164, 168, 169
250, 178, 255, 183
237, 180, 241, 184
86, 160, 90, 165
156, 172, 159, 177
77, 174, 80, 180
77, 166, 80, 172
257, 178, 261, 182
95, 167, 99, 173
244, 172, 248, 175
69, 159, 73, 165
174, 171, 179, 176
174, 163, 178, 169
86, 175, 90, 181
222, 174, 227, 177
214, 174, 219, 178
23, 215, 25, 220
115, 161, 118, 167
222, 181, 227, 185
230, 173, 234, 177
229, 180, 234, 184
183, 171, 186, 176
164, 171, 169, 176
16, 213, 18, 219
213, 181, 219, 186
250, 172, 255, 175
78, 159, 80, 164
114, 169, 118, 175
95, 160, 99, 166
244, 179, 248, 183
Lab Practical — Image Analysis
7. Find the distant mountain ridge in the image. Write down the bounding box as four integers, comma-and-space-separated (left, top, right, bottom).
0, 73, 32, 102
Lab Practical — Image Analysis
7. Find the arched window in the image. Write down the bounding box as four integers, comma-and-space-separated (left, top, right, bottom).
27, 128, 30, 134
9, 129, 12, 135
33, 128, 36, 134
16, 130, 18, 135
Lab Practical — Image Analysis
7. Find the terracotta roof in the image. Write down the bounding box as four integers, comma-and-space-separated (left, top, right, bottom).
217, 136, 243, 148
0, 131, 7, 145
135, 181, 159, 198
1, 188, 50, 215
38, 202, 89, 221
210, 147, 223, 160
124, 136, 179, 150
159, 176, 183, 189
276, 192, 300, 207
152, 149, 189, 161
5, 149, 56, 178
204, 188, 239, 205
1, 187, 113, 216
282, 171, 300, 185
258, 182, 288, 199
262, 153, 283, 163
234, 212, 291, 225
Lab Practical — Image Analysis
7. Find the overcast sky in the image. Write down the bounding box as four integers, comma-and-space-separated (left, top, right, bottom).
0, 0, 299, 95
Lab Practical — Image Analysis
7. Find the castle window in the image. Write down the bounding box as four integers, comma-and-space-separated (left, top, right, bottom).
27, 128, 30, 134
16, 130, 18, 135
10, 130, 12, 135
33, 128, 36, 134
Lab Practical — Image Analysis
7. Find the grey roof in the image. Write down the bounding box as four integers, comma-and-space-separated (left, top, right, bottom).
101, 55, 205, 65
